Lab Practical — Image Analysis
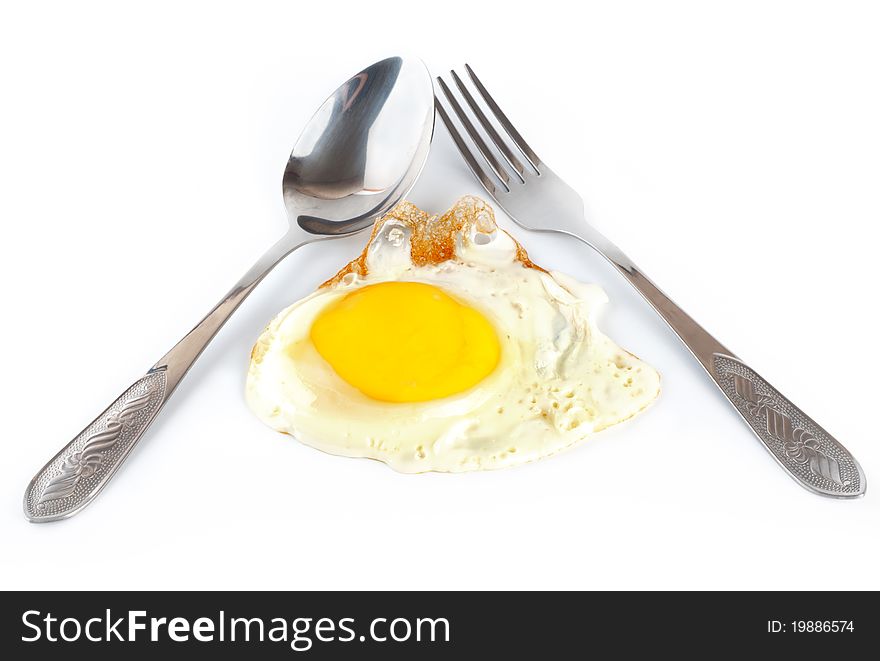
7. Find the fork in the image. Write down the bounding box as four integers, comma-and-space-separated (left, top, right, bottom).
435, 64, 865, 498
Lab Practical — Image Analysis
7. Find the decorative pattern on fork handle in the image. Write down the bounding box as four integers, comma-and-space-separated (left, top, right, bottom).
713, 354, 862, 496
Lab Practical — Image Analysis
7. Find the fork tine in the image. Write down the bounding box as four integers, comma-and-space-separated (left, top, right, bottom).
450, 70, 525, 180
436, 77, 511, 188
465, 63, 541, 172
435, 98, 503, 195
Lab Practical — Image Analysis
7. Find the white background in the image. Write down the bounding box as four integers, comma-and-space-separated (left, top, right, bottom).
2, 0, 878, 590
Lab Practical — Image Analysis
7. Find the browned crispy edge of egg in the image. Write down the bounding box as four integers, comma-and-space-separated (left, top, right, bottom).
319, 195, 545, 289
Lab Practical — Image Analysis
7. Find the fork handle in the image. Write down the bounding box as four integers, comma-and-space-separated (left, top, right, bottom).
607, 257, 865, 497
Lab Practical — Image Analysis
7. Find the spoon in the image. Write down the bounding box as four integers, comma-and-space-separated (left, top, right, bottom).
24, 56, 435, 522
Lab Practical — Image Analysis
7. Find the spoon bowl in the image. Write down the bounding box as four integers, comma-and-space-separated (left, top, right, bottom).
284, 56, 434, 235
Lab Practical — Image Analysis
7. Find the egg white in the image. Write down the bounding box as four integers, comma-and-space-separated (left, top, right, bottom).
246, 211, 660, 472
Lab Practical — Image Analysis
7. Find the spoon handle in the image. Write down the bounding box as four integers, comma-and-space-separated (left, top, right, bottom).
23, 232, 303, 522
23, 370, 169, 522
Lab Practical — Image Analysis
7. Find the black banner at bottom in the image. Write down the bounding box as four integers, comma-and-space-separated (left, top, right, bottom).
1, 591, 874, 657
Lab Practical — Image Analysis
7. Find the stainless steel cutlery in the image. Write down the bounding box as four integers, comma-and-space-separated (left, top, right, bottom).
23, 57, 863, 524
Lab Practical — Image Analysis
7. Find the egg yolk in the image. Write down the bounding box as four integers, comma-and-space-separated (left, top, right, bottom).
309, 282, 500, 402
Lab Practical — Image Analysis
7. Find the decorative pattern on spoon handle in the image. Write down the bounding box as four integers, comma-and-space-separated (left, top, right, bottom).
712, 354, 864, 497
23, 370, 168, 522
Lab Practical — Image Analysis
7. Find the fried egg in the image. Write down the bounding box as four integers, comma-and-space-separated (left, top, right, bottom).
246, 196, 660, 472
